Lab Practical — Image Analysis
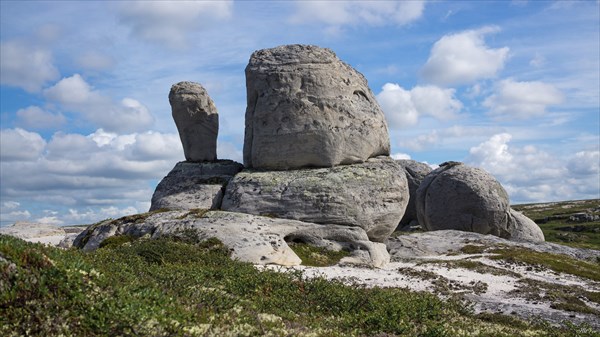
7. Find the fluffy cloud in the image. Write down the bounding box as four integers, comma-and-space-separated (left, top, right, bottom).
118, 1, 233, 48
0, 40, 60, 93
44, 74, 154, 133
377, 83, 462, 128
467, 133, 599, 202
0, 128, 184, 225
0, 128, 47, 161
16, 106, 66, 129
483, 79, 564, 119
391, 153, 411, 160
291, 1, 425, 27
421, 26, 509, 86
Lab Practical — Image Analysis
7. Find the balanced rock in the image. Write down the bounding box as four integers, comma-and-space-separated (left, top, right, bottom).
221, 156, 409, 242
397, 160, 432, 228
243, 44, 390, 170
73, 210, 389, 267
415, 162, 543, 242
150, 160, 243, 211
169, 81, 218, 162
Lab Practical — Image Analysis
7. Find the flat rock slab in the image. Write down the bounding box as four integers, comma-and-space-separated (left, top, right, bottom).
150, 160, 243, 211
73, 210, 390, 268
243, 44, 390, 170
387, 229, 599, 262
221, 156, 409, 242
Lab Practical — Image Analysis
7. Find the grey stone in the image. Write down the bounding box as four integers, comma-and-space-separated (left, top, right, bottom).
396, 160, 432, 227
243, 44, 390, 170
508, 209, 545, 242
387, 229, 597, 262
169, 81, 218, 162
73, 210, 389, 267
416, 162, 544, 242
150, 160, 243, 211
221, 156, 409, 242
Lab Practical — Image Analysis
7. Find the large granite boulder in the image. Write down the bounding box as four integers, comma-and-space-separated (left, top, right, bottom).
415, 162, 544, 242
73, 210, 389, 267
243, 44, 390, 170
397, 160, 432, 228
169, 81, 218, 162
221, 156, 409, 242
150, 160, 243, 211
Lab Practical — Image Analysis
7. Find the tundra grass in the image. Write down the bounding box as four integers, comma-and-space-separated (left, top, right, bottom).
0, 234, 596, 337
513, 199, 600, 250
489, 247, 600, 281
288, 243, 350, 267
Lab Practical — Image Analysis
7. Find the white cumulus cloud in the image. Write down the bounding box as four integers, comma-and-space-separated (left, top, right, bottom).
391, 153, 412, 160
483, 79, 564, 119
0, 128, 186, 225
377, 83, 462, 128
421, 26, 509, 86
467, 133, 599, 203
291, 1, 425, 27
44, 74, 155, 133
118, 1, 233, 48
0, 128, 47, 161
16, 106, 66, 130
0, 40, 60, 93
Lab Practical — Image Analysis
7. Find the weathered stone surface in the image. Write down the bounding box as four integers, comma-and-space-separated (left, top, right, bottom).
169, 81, 218, 162
73, 210, 389, 267
387, 229, 596, 262
221, 156, 408, 242
397, 160, 432, 228
416, 162, 544, 242
243, 44, 390, 170
150, 160, 243, 211
508, 209, 545, 242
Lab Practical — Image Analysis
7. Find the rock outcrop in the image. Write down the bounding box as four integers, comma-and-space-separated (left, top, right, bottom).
243, 44, 390, 170
221, 156, 408, 242
170, 81, 218, 162
396, 160, 432, 229
73, 210, 389, 267
150, 160, 243, 211
415, 162, 544, 242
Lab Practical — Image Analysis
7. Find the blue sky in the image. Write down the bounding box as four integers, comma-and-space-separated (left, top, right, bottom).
1, 0, 598, 227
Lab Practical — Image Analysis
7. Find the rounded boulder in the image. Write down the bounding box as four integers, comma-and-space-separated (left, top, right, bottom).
243, 44, 390, 170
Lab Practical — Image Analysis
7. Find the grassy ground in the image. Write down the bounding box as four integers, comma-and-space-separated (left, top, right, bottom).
2, 234, 597, 337
513, 199, 600, 250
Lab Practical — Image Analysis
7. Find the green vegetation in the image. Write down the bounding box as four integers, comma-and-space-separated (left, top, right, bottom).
459, 244, 487, 255
513, 199, 600, 250
177, 208, 210, 219
512, 278, 600, 316
421, 259, 522, 278
489, 247, 600, 281
98, 234, 137, 249
3, 234, 597, 336
289, 243, 350, 267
